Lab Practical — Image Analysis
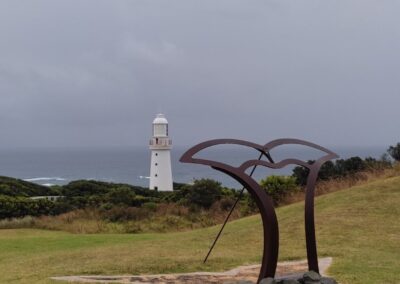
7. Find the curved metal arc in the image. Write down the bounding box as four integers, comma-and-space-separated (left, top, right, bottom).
302, 158, 336, 273
263, 138, 338, 158
239, 148, 338, 173
211, 164, 279, 281
180, 140, 280, 281
179, 138, 268, 166
239, 158, 312, 172
180, 138, 339, 169
304, 167, 319, 273
203, 151, 270, 264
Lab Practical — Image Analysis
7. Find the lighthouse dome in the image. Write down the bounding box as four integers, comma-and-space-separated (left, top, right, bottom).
152, 114, 169, 137
153, 114, 168, 124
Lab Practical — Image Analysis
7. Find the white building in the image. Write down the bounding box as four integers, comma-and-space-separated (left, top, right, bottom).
149, 114, 173, 191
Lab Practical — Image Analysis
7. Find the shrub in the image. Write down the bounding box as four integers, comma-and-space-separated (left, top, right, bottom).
336, 157, 366, 176
292, 164, 311, 186
0, 195, 56, 219
185, 179, 223, 209
106, 186, 136, 206
365, 156, 392, 170
103, 206, 150, 222
0, 176, 60, 197
260, 176, 299, 206
388, 143, 400, 161
218, 197, 236, 211
292, 156, 392, 186
143, 202, 157, 211
0, 216, 35, 229
62, 180, 111, 197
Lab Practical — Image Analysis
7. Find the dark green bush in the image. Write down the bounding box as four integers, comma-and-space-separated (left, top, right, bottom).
184, 179, 223, 209
0, 176, 60, 197
292, 156, 392, 186
0, 195, 56, 218
260, 176, 299, 206
106, 186, 136, 206
388, 143, 400, 161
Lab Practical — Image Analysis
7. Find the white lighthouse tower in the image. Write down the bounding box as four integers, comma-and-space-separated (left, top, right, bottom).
149, 114, 173, 191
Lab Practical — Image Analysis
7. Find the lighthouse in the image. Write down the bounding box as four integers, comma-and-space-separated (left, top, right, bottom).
149, 114, 173, 191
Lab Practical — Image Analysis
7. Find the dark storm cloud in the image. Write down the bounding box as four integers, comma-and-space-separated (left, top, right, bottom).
0, 0, 399, 148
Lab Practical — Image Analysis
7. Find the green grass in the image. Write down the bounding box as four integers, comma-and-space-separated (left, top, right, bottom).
0, 176, 399, 283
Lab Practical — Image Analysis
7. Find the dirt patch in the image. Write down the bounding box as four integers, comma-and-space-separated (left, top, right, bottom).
52, 257, 332, 283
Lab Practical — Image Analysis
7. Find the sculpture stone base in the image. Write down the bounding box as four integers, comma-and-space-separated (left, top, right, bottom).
260, 271, 337, 284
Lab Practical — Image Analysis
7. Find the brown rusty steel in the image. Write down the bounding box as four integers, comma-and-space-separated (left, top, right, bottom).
202, 151, 270, 264
180, 138, 338, 283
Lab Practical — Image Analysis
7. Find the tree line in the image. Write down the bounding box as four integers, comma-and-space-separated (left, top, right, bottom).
0, 143, 399, 220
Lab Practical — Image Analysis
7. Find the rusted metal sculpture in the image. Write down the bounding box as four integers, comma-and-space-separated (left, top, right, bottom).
180, 138, 338, 283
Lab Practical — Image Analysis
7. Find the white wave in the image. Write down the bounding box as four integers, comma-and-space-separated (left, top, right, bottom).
42, 183, 55, 187
24, 177, 66, 182
139, 176, 150, 179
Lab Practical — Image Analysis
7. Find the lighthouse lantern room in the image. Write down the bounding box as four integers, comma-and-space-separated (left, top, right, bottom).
149, 114, 173, 191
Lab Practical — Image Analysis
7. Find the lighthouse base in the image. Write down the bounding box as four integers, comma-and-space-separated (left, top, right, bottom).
149, 149, 173, 192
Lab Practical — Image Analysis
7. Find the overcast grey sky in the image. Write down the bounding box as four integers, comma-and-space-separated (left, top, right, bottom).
0, 1, 399, 148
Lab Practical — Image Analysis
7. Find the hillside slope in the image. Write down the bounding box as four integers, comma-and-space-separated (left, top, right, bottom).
0, 176, 399, 283
0, 176, 59, 197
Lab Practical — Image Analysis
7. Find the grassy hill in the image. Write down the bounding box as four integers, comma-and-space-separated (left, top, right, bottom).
0, 176, 399, 283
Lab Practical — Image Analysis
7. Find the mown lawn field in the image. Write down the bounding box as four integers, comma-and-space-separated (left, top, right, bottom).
0, 176, 399, 283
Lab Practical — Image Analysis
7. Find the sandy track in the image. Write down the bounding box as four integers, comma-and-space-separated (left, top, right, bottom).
52, 257, 332, 283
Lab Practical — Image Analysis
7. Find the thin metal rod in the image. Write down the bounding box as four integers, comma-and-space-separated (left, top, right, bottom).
203, 151, 273, 263
203, 186, 246, 263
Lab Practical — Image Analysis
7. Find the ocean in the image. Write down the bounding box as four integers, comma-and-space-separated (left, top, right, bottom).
0, 145, 388, 189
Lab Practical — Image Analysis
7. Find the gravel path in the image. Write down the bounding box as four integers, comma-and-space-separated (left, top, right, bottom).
52, 257, 332, 283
